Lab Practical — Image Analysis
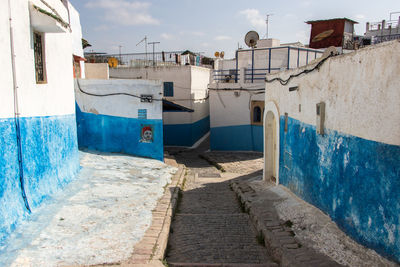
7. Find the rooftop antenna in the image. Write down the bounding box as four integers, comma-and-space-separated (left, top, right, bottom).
148, 41, 160, 66
265, 13, 274, 39
136, 36, 148, 63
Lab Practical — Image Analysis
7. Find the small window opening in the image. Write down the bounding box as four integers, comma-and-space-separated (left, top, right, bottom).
163, 82, 174, 97
34, 32, 46, 83
253, 106, 262, 123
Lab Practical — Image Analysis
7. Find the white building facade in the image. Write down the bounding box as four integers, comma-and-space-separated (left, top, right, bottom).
209, 41, 323, 151
0, 0, 81, 244
111, 65, 211, 147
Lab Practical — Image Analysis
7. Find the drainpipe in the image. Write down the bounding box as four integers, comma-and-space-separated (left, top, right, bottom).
8, 0, 31, 213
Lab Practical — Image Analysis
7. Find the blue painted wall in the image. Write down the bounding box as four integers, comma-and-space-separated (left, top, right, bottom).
279, 116, 400, 262
76, 104, 164, 161
210, 124, 263, 151
0, 114, 80, 245
164, 116, 210, 147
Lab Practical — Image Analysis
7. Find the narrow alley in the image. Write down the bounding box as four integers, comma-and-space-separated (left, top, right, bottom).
165, 140, 276, 266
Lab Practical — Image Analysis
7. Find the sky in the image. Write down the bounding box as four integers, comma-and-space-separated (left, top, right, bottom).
69, 0, 400, 58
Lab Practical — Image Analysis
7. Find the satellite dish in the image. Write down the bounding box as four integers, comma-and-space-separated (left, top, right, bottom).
220, 51, 225, 59
214, 51, 220, 58
108, 57, 118, 68
245, 31, 259, 48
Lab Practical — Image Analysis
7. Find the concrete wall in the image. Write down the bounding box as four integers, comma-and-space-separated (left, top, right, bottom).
75, 79, 164, 161
110, 66, 211, 147
85, 63, 109, 79
264, 40, 400, 262
0, 0, 80, 245
209, 83, 265, 151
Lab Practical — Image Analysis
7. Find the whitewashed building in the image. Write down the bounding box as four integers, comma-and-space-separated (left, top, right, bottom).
0, 0, 82, 244
75, 79, 164, 161
263, 41, 400, 262
111, 65, 211, 147
209, 39, 323, 151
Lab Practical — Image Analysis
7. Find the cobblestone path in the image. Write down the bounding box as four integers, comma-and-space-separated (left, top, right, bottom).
165, 141, 277, 266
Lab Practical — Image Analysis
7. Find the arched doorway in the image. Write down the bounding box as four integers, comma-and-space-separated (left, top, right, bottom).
263, 102, 280, 185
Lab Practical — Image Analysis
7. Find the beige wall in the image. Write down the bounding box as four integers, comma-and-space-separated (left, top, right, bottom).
85, 63, 109, 80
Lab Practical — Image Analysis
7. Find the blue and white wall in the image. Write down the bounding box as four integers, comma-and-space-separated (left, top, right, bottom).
0, 0, 80, 244
209, 83, 265, 151
110, 65, 211, 147
264, 41, 400, 262
75, 79, 164, 161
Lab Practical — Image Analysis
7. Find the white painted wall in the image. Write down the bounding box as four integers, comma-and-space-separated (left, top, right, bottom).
264, 40, 400, 146
1, 0, 79, 118
110, 65, 211, 125
85, 63, 109, 80
69, 2, 85, 78
209, 83, 265, 128
75, 79, 163, 120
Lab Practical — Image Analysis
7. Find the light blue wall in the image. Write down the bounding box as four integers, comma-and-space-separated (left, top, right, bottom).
164, 116, 210, 147
76, 104, 164, 161
0, 114, 80, 245
210, 124, 263, 151
279, 116, 400, 262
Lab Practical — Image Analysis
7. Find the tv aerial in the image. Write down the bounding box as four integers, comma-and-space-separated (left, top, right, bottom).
245, 31, 259, 48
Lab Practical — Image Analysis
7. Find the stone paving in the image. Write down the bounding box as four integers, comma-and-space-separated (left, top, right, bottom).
166, 142, 277, 266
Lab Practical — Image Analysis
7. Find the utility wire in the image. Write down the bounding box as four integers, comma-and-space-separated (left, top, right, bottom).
265, 54, 334, 85
76, 79, 209, 101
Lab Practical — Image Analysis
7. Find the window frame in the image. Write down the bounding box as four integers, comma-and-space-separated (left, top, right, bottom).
33, 31, 47, 84
251, 100, 265, 126
163, 82, 174, 97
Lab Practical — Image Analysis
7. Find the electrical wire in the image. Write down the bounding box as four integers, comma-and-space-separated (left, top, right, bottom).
265, 54, 334, 85
76, 79, 210, 102
76, 79, 163, 101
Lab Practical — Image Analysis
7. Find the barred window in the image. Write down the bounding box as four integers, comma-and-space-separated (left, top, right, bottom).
34, 32, 46, 83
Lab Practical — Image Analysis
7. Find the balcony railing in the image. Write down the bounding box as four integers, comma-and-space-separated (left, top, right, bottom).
213, 46, 324, 83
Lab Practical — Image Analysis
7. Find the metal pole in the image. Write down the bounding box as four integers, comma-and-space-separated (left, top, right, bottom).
148, 41, 160, 67
235, 50, 238, 83
268, 48, 271, 73
251, 49, 255, 83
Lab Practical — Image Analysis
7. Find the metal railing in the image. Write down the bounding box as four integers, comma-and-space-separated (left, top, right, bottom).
372, 34, 400, 44
84, 51, 204, 68
213, 46, 324, 83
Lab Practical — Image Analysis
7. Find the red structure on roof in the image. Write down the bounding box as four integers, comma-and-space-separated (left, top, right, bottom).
307, 18, 358, 49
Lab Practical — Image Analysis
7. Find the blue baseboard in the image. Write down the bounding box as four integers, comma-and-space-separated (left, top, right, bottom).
279, 116, 400, 262
210, 124, 263, 151
0, 114, 80, 245
164, 116, 210, 147
76, 104, 164, 161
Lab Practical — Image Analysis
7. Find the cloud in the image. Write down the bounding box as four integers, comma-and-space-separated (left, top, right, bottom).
161, 33, 174, 40
85, 0, 159, 26
295, 30, 309, 44
215, 35, 232, 41
355, 14, 365, 20
239, 9, 265, 29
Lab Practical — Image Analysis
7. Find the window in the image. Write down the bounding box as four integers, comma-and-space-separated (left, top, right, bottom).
33, 32, 46, 83
163, 82, 174, 97
251, 101, 265, 125
253, 106, 262, 123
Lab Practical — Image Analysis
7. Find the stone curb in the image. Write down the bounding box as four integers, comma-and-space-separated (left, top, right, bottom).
230, 180, 343, 267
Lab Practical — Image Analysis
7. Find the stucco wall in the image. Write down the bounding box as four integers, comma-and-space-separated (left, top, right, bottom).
0, 0, 80, 245
111, 66, 211, 147
264, 40, 400, 262
75, 79, 164, 161
209, 83, 265, 151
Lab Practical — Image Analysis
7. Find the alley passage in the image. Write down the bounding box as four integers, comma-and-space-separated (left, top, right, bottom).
166, 145, 276, 266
